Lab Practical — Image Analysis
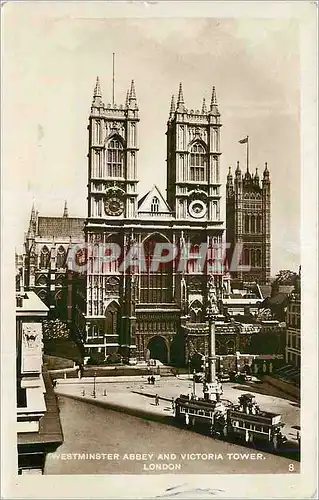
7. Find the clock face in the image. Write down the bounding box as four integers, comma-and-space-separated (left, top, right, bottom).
188, 199, 207, 219
104, 196, 124, 216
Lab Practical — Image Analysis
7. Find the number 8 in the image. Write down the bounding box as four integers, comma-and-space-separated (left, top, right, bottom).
289, 464, 295, 471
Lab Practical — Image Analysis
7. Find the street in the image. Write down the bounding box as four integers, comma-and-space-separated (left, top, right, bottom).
45, 377, 300, 475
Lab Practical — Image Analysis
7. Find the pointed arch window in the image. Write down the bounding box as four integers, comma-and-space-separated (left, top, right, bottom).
56, 246, 66, 269
38, 290, 47, 303
151, 197, 159, 213
107, 138, 123, 178
244, 248, 250, 266
256, 249, 262, 268
251, 215, 256, 233
105, 303, 119, 334
140, 235, 173, 303
189, 142, 206, 182
251, 249, 256, 267
189, 300, 203, 323
95, 120, 101, 144
256, 215, 262, 233
37, 274, 47, 286
40, 246, 50, 269
188, 243, 202, 274
244, 214, 250, 233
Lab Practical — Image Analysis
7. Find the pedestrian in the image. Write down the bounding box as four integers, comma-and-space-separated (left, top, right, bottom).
155, 394, 159, 406
151, 375, 155, 385
171, 397, 175, 411
147, 376, 151, 384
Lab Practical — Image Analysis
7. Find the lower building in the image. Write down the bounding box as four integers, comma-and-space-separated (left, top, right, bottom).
23, 202, 85, 321
285, 291, 301, 368
16, 289, 63, 474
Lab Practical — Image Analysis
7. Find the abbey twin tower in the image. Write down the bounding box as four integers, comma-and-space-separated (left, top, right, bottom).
23, 77, 271, 365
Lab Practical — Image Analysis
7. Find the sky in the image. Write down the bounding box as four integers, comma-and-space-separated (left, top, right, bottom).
2, 3, 301, 275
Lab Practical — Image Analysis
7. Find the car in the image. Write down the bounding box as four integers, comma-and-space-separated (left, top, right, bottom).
233, 373, 246, 383
218, 373, 230, 382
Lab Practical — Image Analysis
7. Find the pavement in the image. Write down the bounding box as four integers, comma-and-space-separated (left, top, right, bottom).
54, 376, 300, 445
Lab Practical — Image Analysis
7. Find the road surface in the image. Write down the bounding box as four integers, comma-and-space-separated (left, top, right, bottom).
45, 396, 300, 475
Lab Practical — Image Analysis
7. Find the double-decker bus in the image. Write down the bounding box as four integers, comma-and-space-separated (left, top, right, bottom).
174, 393, 287, 451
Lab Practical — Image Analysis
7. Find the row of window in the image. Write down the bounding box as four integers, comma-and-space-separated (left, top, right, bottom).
140, 288, 172, 304
181, 407, 213, 418
137, 321, 175, 332
92, 140, 212, 181
87, 301, 105, 316
287, 333, 301, 351
87, 307, 118, 336
38, 246, 66, 269
244, 214, 263, 234
287, 314, 301, 328
286, 350, 300, 368
232, 421, 268, 433
242, 248, 262, 267
36, 275, 65, 286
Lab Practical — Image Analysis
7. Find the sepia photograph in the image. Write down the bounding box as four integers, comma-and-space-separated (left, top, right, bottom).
1, 1, 317, 498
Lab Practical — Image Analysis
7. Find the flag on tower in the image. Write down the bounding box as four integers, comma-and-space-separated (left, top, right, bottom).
239, 137, 248, 144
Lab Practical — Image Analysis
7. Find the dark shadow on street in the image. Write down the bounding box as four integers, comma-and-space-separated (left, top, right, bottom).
230, 382, 299, 403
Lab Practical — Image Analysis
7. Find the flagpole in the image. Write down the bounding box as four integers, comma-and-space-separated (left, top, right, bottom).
246, 135, 249, 172
112, 52, 115, 106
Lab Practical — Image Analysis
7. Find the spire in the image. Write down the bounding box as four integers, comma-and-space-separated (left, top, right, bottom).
209, 86, 219, 115
226, 166, 233, 188
169, 95, 176, 118
92, 76, 103, 107
125, 89, 129, 108
211, 86, 217, 105
30, 202, 36, 224
244, 169, 251, 181
27, 202, 37, 238
263, 161, 270, 179
254, 167, 260, 183
129, 79, 136, 100
201, 97, 207, 114
235, 160, 241, 175
63, 200, 69, 218
176, 82, 185, 112
94, 76, 102, 97
128, 79, 138, 109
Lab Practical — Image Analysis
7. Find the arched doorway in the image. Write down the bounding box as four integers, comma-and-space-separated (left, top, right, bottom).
147, 336, 169, 364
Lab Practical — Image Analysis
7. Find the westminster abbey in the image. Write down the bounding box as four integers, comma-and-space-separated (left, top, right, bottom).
23, 76, 271, 365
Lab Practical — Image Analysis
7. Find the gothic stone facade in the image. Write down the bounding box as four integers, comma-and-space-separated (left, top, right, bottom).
226, 160, 271, 284
23, 203, 85, 321
74, 78, 225, 364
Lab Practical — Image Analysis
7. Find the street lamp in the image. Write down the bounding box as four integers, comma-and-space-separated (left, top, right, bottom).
236, 351, 240, 374
188, 359, 191, 380
192, 369, 196, 398
93, 371, 96, 398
